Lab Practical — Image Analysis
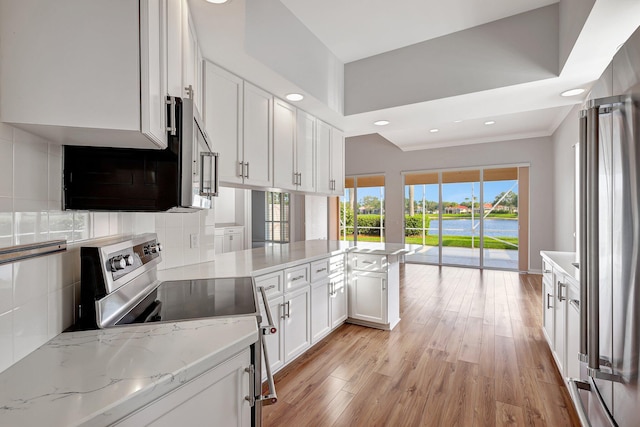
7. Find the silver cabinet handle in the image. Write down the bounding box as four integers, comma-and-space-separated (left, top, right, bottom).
280, 303, 286, 319
286, 301, 291, 318
291, 274, 305, 282
166, 96, 177, 135
316, 267, 327, 273
259, 332, 278, 405
262, 284, 276, 291
238, 161, 244, 178
382, 278, 386, 291
557, 280, 567, 302
547, 293, 553, 309
361, 260, 374, 265
543, 269, 551, 274
245, 161, 250, 178
244, 364, 255, 407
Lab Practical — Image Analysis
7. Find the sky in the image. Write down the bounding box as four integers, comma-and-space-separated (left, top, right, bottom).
346, 180, 518, 206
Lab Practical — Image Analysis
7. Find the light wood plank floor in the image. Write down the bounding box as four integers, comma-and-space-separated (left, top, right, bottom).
263, 264, 580, 427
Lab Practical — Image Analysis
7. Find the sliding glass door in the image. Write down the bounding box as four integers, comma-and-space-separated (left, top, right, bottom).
404, 166, 522, 270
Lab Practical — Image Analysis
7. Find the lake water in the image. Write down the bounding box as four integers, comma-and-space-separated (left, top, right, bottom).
424, 218, 518, 237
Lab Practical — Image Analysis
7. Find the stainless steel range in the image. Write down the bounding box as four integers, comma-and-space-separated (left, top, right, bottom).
76, 233, 277, 426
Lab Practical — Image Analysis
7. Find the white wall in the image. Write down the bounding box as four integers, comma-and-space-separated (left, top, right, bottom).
345, 133, 555, 271
551, 105, 580, 251
0, 123, 220, 373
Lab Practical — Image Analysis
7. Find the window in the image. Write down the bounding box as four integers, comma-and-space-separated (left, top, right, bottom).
265, 192, 289, 243
340, 175, 385, 242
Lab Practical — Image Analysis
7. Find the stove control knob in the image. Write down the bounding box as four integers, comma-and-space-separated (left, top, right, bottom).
110, 256, 126, 271
149, 243, 163, 254
123, 254, 134, 266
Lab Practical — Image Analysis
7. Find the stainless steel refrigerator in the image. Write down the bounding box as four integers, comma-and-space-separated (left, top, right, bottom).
571, 85, 640, 425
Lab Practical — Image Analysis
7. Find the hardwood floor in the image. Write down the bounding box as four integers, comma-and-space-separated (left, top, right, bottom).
262, 264, 580, 426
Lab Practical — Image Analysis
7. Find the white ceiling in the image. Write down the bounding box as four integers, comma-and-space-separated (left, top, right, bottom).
279, 0, 559, 63
190, 0, 640, 151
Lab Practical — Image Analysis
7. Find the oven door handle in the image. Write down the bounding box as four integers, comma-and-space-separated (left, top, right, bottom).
256, 285, 278, 405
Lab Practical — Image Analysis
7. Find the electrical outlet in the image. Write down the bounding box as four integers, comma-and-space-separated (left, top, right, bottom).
190, 233, 200, 249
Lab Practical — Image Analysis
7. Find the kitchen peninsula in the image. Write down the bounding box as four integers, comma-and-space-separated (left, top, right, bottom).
0, 240, 411, 426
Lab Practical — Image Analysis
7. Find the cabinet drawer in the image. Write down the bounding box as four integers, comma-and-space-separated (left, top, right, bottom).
542, 259, 553, 283
310, 259, 330, 282
329, 254, 345, 273
284, 264, 310, 291
352, 253, 387, 272
255, 270, 284, 298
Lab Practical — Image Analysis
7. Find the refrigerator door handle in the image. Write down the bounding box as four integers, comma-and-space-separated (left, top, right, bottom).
578, 110, 588, 360
567, 378, 591, 427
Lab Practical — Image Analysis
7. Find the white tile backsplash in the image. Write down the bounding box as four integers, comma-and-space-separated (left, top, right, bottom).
13, 257, 49, 307
0, 122, 229, 372
0, 123, 132, 372
13, 295, 48, 362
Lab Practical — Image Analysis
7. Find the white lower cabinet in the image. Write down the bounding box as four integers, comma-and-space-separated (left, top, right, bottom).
311, 278, 331, 344
540, 253, 581, 382
116, 348, 251, 427
348, 253, 400, 330
330, 272, 348, 329
283, 285, 311, 362
349, 271, 387, 325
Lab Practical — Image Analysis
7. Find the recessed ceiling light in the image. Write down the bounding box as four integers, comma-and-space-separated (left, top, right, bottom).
453, 120, 463, 123
484, 120, 496, 125
561, 88, 585, 97
285, 93, 304, 101
206, 0, 230, 3
429, 128, 439, 133
374, 120, 390, 126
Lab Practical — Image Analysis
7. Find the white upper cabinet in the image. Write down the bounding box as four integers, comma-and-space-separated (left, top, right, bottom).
296, 110, 316, 193
330, 127, 345, 196
183, 4, 203, 112
316, 121, 332, 194
0, 0, 172, 149
242, 82, 273, 187
316, 120, 344, 195
273, 100, 317, 192
203, 61, 244, 185
273, 99, 297, 191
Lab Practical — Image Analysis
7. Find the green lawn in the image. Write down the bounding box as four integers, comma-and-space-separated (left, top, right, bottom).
342, 234, 518, 249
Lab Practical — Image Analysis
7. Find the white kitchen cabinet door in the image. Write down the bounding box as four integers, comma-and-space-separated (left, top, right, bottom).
330, 273, 348, 329
296, 110, 316, 193
566, 289, 581, 380
140, 0, 168, 148
182, 5, 202, 111
542, 278, 554, 349
311, 279, 331, 344
261, 296, 284, 380
203, 61, 244, 185
166, 0, 183, 97
349, 272, 387, 325
243, 82, 273, 187
0, 0, 168, 149
224, 228, 244, 253
284, 286, 311, 363
553, 276, 567, 374
330, 127, 345, 196
315, 120, 332, 195
273, 99, 297, 191
117, 348, 251, 427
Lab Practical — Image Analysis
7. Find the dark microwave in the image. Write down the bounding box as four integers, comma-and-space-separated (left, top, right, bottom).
63, 97, 218, 212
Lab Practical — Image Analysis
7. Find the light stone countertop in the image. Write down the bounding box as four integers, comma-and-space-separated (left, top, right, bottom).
157, 239, 414, 282
540, 250, 580, 283
0, 240, 413, 426
0, 317, 258, 427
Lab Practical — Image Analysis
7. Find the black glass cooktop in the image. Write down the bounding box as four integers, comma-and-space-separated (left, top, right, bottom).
116, 277, 258, 325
